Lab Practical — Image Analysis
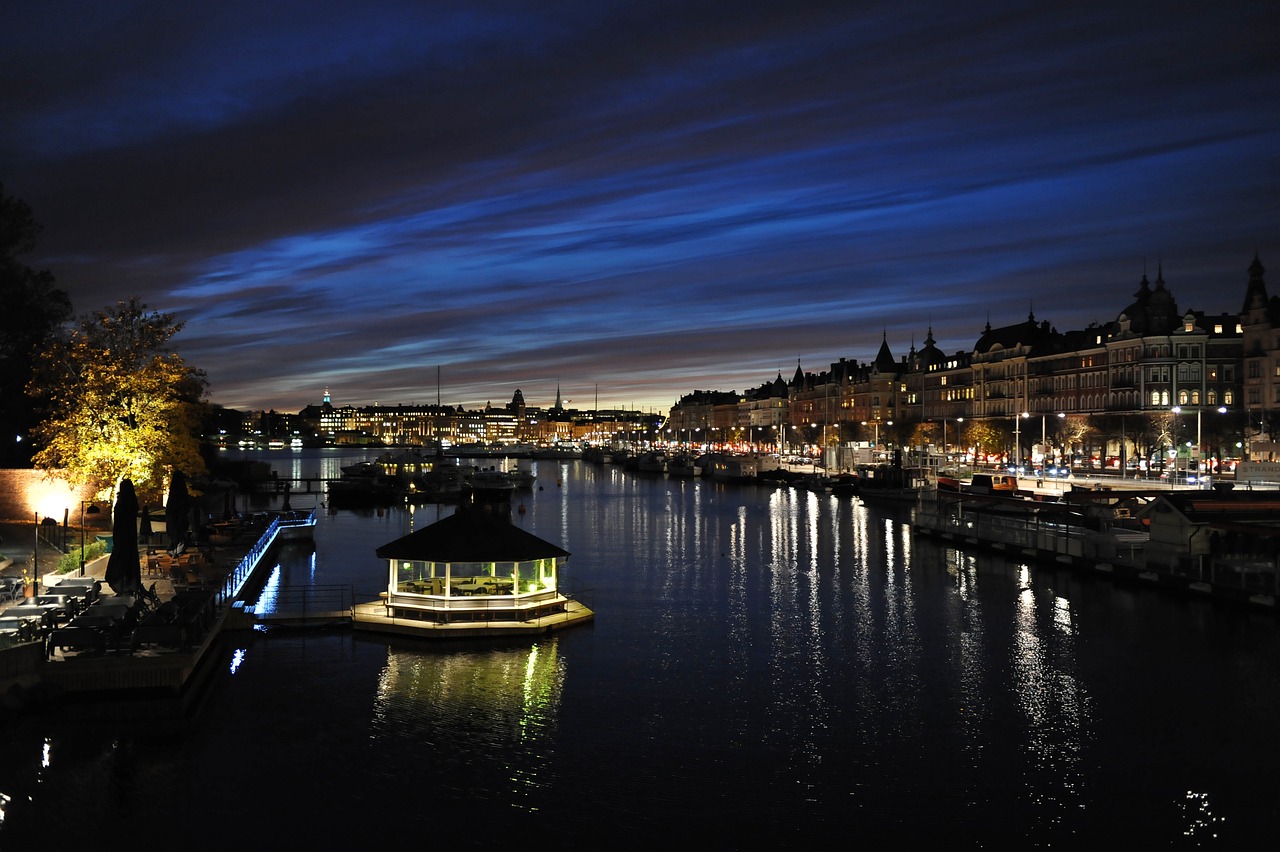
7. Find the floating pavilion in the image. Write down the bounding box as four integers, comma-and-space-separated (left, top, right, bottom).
352, 503, 594, 638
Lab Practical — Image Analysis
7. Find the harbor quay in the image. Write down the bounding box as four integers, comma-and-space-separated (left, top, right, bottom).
602, 449, 1280, 612
908, 479, 1280, 611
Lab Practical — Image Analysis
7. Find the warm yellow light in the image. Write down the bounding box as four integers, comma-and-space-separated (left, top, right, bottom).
26, 476, 79, 522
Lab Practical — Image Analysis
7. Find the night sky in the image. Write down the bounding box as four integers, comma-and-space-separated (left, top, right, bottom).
4, 1, 1278, 415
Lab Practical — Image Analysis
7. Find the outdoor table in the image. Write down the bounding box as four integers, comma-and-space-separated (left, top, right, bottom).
0, 615, 41, 641
6, 604, 56, 629
69, 612, 121, 630
85, 596, 138, 623
46, 577, 101, 602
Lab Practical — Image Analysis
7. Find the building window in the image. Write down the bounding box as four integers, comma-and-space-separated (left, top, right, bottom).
1208, 390, 1217, 405
1151, 391, 1161, 406
1191, 390, 1200, 405
1224, 390, 1234, 405
1178, 390, 1189, 405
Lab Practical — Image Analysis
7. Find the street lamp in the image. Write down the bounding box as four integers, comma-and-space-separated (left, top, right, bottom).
1015, 412, 1029, 471
79, 501, 101, 576
862, 420, 879, 451
943, 416, 963, 456
1172, 405, 1228, 485
1040, 412, 1065, 466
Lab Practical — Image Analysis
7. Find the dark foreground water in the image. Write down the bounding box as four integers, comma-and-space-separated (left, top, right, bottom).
2, 450, 1278, 849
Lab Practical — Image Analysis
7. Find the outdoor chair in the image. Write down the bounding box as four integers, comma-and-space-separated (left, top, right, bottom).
0, 578, 20, 603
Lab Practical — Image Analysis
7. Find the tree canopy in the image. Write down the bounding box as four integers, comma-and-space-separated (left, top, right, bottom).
28, 297, 209, 503
0, 182, 73, 465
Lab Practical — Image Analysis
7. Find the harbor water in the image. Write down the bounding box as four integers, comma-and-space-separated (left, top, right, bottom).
1, 449, 1278, 848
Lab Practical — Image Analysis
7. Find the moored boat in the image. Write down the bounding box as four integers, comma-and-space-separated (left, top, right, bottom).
855, 463, 933, 502
637, 450, 668, 474
666, 452, 702, 478
704, 453, 759, 482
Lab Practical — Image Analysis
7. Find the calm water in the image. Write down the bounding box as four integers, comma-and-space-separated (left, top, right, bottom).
2, 449, 1278, 848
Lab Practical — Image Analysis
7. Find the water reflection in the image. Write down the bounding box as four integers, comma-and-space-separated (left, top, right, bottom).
1010, 563, 1091, 834
370, 639, 566, 812
2, 450, 1277, 846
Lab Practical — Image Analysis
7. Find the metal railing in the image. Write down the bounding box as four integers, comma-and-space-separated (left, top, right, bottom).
214, 509, 317, 607
254, 584, 351, 622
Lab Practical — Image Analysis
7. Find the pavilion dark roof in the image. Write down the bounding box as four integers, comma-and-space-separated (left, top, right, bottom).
375, 506, 570, 562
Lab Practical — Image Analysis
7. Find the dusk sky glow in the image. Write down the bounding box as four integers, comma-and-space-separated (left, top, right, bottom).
4, 1, 1278, 415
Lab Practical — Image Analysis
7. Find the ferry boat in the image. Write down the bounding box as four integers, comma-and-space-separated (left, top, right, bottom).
531, 441, 583, 459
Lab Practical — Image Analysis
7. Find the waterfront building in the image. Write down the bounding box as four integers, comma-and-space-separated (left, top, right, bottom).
669, 254, 1270, 467
666, 390, 739, 447
1241, 253, 1280, 453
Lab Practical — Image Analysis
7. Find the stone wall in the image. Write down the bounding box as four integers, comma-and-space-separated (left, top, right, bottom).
0, 468, 102, 529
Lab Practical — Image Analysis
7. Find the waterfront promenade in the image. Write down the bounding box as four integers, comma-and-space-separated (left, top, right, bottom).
0, 510, 315, 715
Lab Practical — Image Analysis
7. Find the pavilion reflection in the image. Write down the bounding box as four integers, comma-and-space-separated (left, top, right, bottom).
369, 639, 566, 805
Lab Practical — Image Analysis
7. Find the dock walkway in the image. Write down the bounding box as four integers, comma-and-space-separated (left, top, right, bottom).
911, 494, 1279, 611
0, 510, 317, 715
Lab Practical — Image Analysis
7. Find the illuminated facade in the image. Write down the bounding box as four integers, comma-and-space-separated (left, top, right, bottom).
666, 256, 1269, 459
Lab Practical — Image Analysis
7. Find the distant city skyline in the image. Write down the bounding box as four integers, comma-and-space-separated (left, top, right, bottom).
4, 2, 1277, 414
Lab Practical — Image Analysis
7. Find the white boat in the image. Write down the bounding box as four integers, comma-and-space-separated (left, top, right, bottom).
532, 441, 583, 459
340, 460, 384, 478
465, 468, 520, 499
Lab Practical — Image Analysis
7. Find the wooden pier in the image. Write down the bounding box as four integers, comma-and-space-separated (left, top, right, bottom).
3, 511, 319, 715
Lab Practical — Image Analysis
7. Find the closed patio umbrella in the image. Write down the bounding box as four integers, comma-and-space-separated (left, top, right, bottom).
166, 470, 191, 553
138, 504, 153, 545
103, 478, 141, 595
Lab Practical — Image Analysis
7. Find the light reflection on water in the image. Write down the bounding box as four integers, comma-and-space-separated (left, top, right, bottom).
0, 450, 1278, 847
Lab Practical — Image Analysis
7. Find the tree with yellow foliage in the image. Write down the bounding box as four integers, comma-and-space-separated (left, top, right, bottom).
27, 297, 208, 503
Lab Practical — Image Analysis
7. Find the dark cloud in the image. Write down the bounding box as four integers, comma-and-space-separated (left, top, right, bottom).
2, 0, 1277, 413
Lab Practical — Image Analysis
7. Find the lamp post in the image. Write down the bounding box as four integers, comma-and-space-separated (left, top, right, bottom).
1173, 405, 1227, 486
1040, 412, 1065, 466
1014, 412, 1029, 472
942, 416, 964, 457
79, 501, 101, 576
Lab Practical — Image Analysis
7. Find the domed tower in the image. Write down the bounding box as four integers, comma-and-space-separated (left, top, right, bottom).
507, 388, 527, 417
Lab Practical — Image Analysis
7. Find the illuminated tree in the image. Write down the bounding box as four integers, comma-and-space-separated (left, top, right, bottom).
909, 421, 937, 448
28, 297, 208, 503
962, 420, 1005, 459
1059, 414, 1094, 460
0, 183, 73, 465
